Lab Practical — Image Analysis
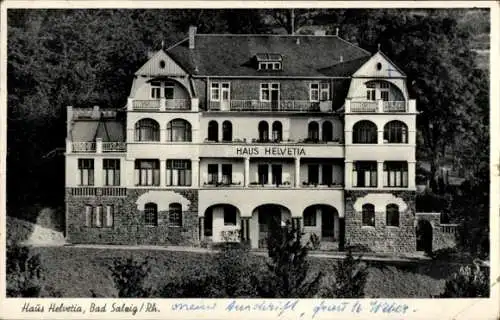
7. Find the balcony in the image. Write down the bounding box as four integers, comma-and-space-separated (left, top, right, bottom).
208, 100, 332, 112
128, 98, 199, 112
69, 187, 127, 197
68, 139, 126, 153
345, 100, 416, 113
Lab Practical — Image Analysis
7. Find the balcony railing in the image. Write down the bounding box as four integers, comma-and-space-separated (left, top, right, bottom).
72, 142, 96, 153
440, 223, 459, 234
132, 99, 190, 111
208, 100, 328, 112
102, 142, 127, 152
346, 100, 415, 113
70, 187, 127, 197
383, 101, 407, 112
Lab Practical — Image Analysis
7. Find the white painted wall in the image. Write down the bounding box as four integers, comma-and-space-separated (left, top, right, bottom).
211, 206, 241, 243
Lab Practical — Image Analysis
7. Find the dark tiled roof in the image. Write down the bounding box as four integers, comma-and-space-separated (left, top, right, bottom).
318, 56, 371, 77
71, 120, 125, 142
167, 35, 371, 77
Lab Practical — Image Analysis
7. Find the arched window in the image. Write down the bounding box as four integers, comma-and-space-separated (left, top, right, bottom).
222, 121, 232, 142
258, 121, 269, 142
144, 203, 158, 226
272, 121, 283, 142
169, 203, 182, 227
135, 118, 160, 141
167, 119, 192, 142
308, 121, 319, 141
384, 121, 408, 143
208, 120, 218, 142
353, 120, 377, 144
362, 204, 375, 227
303, 206, 317, 227
386, 204, 399, 227
322, 121, 333, 142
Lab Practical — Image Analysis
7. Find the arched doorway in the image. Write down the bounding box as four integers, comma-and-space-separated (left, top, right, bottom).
251, 204, 291, 248
416, 220, 433, 253
204, 204, 240, 243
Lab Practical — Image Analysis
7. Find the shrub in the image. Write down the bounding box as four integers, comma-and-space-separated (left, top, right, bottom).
326, 250, 368, 298
255, 224, 323, 298
6, 244, 43, 297
440, 262, 489, 297
309, 233, 321, 250
108, 257, 153, 298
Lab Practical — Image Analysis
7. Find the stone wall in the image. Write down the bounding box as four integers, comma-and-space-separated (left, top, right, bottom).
344, 190, 417, 253
66, 188, 199, 245
415, 213, 457, 251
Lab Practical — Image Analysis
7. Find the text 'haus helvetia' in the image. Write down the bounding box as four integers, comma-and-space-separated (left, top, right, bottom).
65, 27, 420, 252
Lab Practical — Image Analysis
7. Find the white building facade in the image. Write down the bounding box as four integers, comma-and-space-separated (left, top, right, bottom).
65, 28, 418, 252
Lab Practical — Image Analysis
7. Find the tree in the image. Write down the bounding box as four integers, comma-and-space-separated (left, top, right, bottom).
255, 222, 323, 298
108, 257, 153, 297
324, 250, 368, 298
440, 262, 489, 297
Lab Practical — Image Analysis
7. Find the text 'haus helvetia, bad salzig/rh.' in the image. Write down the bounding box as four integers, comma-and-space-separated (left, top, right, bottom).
65, 26, 426, 252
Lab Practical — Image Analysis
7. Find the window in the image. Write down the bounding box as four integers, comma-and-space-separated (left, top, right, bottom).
135, 118, 160, 142
272, 121, 282, 142
208, 164, 218, 184
169, 203, 182, 227
103, 159, 120, 186
322, 164, 333, 185
362, 204, 375, 227
258, 164, 268, 185
322, 121, 333, 142
384, 161, 408, 187
308, 164, 319, 184
224, 206, 237, 226
320, 83, 330, 101
272, 164, 282, 185
222, 121, 232, 142
386, 204, 399, 227
259, 62, 282, 70
308, 121, 319, 140
144, 203, 158, 226
166, 160, 192, 186
85, 205, 92, 227
310, 83, 320, 102
303, 206, 317, 226
366, 81, 391, 100
353, 120, 377, 144
164, 86, 174, 99
105, 205, 114, 228
258, 121, 269, 142
211, 83, 220, 101
260, 84, 270, 101
94, 205, 103, 228
135, 160, 160, 186
78, 159, 94, 186
221, 83, 230, 101
208, 120, 218, 142
167, 119, 192, 142
151, 81, 161, 99
222, 164, 232, 185
353, 161, 377, 187
384, 121, 408, 143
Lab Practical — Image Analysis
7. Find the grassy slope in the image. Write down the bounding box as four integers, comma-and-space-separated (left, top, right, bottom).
29, 247, 452, 298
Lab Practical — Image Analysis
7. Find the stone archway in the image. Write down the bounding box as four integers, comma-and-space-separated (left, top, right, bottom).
251, 204, 291, 249
416, 220, 433, 253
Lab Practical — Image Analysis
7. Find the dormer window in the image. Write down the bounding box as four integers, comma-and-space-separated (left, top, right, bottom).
255, 53, 283, 71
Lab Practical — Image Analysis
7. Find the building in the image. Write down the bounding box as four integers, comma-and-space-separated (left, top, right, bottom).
65, 27, 421, 253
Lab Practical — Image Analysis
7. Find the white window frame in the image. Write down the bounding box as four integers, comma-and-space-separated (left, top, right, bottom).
210, 82, 220, 101
260, 83, 270, 102
310, 83, 320, 102
150, 81, 162, 99
105, 205, 114, 228
260, 83, 280, 102
320, 83, 330, 101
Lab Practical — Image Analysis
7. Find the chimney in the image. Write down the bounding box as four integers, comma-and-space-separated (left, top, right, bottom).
296, 37, 300, 45
92, 105, 100, 119
314, 30, 326, 36
340, 55, 343, 62
335, 27, 339, 36
189, 26, 197, 49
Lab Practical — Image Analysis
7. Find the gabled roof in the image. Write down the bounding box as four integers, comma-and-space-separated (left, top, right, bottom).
352, 51, 406, 78
71, 120, 125, 142
166, 34, 371, 77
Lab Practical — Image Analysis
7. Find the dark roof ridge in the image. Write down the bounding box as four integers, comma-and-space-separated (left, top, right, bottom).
166, 37, 189, 51
334, 35, 371, 56
195, 33, 344, 37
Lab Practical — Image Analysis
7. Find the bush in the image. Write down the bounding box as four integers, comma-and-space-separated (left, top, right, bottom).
440, 262, 489, 297
255, 224, 323, 298
6, 243, 61, 297
309, 233, 321, 250
326, 250, 368, 298
108, 257, 153, 297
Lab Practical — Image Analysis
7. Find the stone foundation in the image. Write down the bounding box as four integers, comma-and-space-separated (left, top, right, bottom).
65, 188, 199, 245
344, 190, 417, 253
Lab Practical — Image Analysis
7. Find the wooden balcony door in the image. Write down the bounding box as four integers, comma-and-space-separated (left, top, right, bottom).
220, 83, 230, 111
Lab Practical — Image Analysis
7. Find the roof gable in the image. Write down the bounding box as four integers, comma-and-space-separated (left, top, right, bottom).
135, 50, 188, 76
352, 51, 406, 78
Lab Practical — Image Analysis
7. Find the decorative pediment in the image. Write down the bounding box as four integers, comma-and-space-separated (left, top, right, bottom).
353, 193, 408, 212
352, 51, 405, 78
135, 50, 187, 77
